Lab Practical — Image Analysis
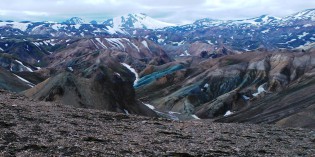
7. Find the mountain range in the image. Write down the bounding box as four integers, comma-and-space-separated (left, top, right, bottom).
0, 9, 314, 52
1, 6, 315, 156
0, 8, 314, 129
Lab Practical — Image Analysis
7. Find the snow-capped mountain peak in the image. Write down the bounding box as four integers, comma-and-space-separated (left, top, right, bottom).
63, 17, 86, 25
252, 15, 280, 23
192, 15, 280, 27
103, 13, 176, 29
232, 15, 280, 26
282, 8, 315, 21
193, 18, 223, 26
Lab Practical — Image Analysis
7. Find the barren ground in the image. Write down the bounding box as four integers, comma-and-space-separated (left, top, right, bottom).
0, 90, 314, 156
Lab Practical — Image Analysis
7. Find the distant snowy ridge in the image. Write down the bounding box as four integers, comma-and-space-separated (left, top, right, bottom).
103, 13, 176, 29
194, 9, 315, 27
63, 17, 86, 24
1, 9, 314, 32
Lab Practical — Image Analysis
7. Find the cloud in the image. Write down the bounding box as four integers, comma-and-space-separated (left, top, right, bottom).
23, 11, 49, 16
0, 0, 314, 24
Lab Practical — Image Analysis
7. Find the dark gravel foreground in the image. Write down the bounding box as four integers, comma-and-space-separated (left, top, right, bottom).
0, 90, 314, 157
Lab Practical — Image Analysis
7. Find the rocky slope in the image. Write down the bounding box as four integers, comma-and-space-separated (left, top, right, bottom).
0, 31, 314, 128
23, 69, 156, 117
0, 90, 314, 156
0, 35, 172, 118
0, 37, 171, 73
217, 73, 315, 128
45, 37, 171, 72
0, 67, 33, 92
135, 48, 315, 128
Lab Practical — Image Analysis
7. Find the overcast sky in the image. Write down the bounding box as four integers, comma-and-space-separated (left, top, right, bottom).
0, 0, 315, 24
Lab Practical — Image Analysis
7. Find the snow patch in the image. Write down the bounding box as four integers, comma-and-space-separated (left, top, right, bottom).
204, 83, 209, 88
110, 13, 176, 29
158, 38, 165, 43
192, 115, 200, 119
51, 24, 65, 31
252, 84, 266, 97
106, 26, 127, 35
73, 24, 81, 29
93, 28, 102, 33
67, 67, 73, 72
144, 103, 155, 110
298, 32, 309, 39
128, 42, 140, 52
172, 41, 185, 46
95, 38, 107, 49
286, 39, 297, 43
261, 29, 270, 33
106, 38, 125, 51
141, 40, 149, 50
168, 111, 181, 114
106, 26, 118, 34
242, 95, 250, 100
13, 74, 34, 87
121, 63, 139, 86
15, 60, 33, 72
32, 42, 41, 50
0, 22, 30, 31
303, 24, 312, 27
206, 40, 214, 45
32, 25, 43, 31
179, 50, 191, 56
90, 39, 100, 49
224, 110, 233, 117
124, 109, 129, 115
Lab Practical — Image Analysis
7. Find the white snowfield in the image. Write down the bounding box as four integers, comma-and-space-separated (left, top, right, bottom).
0, 22, 30, 31
110, 13, 176, 29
